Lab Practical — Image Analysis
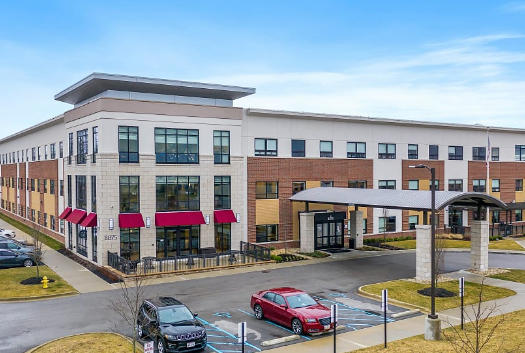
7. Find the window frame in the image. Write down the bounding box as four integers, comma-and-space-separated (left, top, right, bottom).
492, 179, 500, 192
348, 180, 367, 189
254, 138, 277, 157
516, 145, 525, 161
448, 179, 463, 192
378, 180, 396, 190
255, 181, 278, 199
76, 129, 88, 164
516, 179, 524, 192
256, 224, 278, 243
291, 139, 305, 157
473, 179, 486, 192
347, 142, 366, 158
408, 180, 419, 190
214, 176, 231, 210
319, 141, 333, 158
119, 176, 140, 213
378, 143, 396, 159
119, 126, 140, 163
292, 181, 306, 195
448, 146, 463, 160
472, 147, 486, 161
408, 144, 418, 159
213, 130, 230, 164
491, 147, 499, 161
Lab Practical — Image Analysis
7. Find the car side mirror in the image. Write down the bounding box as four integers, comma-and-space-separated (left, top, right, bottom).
193, 312, 199, 317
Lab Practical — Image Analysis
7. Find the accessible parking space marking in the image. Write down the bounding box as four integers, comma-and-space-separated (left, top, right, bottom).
197, 316, 262, 353
238, 308, 312, 342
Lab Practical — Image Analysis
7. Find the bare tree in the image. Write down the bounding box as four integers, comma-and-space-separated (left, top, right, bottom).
442, 278, 522, 353
109, 267, 151, 353
29, 223, 46, 279
434, 235, 448, 288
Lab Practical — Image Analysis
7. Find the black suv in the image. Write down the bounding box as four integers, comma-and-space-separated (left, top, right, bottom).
137, 297, 207, 353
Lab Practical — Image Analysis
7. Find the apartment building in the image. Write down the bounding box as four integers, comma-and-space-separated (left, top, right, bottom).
1, 73, 524, 266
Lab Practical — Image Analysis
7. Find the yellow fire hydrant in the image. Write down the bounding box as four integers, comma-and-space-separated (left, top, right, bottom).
41, 276, 49, 289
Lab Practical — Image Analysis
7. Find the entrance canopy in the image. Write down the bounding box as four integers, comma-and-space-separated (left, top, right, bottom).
290, 187, 507, 211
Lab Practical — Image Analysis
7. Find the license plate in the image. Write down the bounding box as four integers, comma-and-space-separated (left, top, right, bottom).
187, 342, 195, 348
324, 325, 330, 330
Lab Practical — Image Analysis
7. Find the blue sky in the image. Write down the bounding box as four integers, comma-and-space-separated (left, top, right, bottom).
1, 0, 524, 139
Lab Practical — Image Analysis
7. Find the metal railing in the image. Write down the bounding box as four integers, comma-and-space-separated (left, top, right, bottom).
490, 224, 525, 237
108, 241, 271, 276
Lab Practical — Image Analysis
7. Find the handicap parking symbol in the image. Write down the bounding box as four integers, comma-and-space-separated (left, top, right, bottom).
213, 312, 232, 318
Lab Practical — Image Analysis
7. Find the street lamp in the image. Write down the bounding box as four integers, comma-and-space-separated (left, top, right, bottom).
410, 164, 437, 319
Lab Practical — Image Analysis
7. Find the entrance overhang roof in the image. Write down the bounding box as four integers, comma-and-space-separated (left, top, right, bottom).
290, 187, 507, 211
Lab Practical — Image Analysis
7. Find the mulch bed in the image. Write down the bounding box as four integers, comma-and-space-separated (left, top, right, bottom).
368, 242, 404, 250
20, 277, 56, 285
57, 248, 122, 283
417, 287, 456, 297
280, 254, 306, 262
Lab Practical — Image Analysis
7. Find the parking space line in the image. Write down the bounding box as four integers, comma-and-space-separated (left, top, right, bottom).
238, 309, 312, 341
315, 296, 395, 322
197, 317, 262, 352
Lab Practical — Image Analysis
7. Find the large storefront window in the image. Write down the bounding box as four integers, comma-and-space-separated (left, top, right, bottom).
120, 228, 140, 260
213, 130, 230, 164
92, 227, 98, 262
76, 175, 87, 210
214, 176, 231, 209
156, 226, 200, 257
156, 176, 200, 211
256, 224, 278, 243
76, 225, 87, 257
215, 223, 231, 253
155, 128, 199, 164
119, 126, 139, 163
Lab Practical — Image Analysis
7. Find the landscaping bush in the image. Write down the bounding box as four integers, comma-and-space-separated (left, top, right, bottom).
270, 255, 282, 263
279, 254, 306, 262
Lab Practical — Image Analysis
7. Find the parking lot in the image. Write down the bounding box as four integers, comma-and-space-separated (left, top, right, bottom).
189, 291, 408, 353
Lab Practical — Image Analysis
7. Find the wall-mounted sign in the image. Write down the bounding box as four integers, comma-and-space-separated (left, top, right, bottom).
103, 235, 118, 241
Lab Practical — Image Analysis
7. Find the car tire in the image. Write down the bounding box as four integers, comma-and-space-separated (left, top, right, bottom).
292, 318, 303, 335
254, 304, 264, 320
23, 259, 33, 267
157, 337, 166, 353
137, 322, 145, 338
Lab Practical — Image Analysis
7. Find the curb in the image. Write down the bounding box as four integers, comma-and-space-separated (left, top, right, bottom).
357, 284, 429, 314
391, 309, 421, 318
25, 332, 144, 353
0, 291, 79, 302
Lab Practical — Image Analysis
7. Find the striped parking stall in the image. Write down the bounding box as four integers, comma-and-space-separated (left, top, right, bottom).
197, 316, 262, 353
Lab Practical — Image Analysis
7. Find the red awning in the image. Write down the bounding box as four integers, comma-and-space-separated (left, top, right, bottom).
58, 207, 72, 220
67, 209, 87, 224
119, 213, 145, 228
80, 213, 97, 227
214, 210, 237, 223
155, 211, 205, 227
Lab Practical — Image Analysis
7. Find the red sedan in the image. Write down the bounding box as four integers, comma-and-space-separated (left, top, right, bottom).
250, 287, 334, 335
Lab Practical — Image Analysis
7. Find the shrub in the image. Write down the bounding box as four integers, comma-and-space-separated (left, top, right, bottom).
270, 255, 282, 263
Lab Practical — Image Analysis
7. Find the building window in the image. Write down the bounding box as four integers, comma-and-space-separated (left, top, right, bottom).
118, 126, 139, 163
448, 146, 463, 160
59, 141, 63, 158
50, 180, 55, 195
491, 147, 499, 161
408, 144, 418, 159
379, 216, 396, 232
473, 179, 486, 192
37, 147, 41, 161
155, 128, 198, 163
516, 145, 525, 161
292, 181, 306, 195
430, 180, 440, 191
76, 176, 87, 210
347, 142, 366, 158
472, 147, 486, 161
119, 176, 140, 213
76, 225, 88, 257
214, 176, 231, 209
516, 179, 523, 192
120, 228, 140, 261
256, 224, 278, 242
408, 215, 419, 230
321, 181, 333, 187
348, 180, 367, 188
213, 131, 230, 164
92, 126, 98, 163
50, 143, 56, 159
32, 147, 36, 161
378, 143, 396, 159
31, 178, 35, 191
156, 176, 200, 211
67, 175, 72, 207
516, 210, 522, 222
45, 145, 48, 160
43, 179, 48, 193
492, 211, 500, 224
50, 215, 55, 231
492, 179, 500, 192
256, 181, 278, 199
408, 180, 419, 190
215, 223, 231, 253
291, 140, 305, 157
92, 227, 98, 262
60, 180, 64, 197
68, 133, 73, 164
320, 141, 333, 157
91, 176, 97, 213
448, 179, 463, 192
379, 180, 396, 189
254, 138, 277, 156
36, 179, 40, 192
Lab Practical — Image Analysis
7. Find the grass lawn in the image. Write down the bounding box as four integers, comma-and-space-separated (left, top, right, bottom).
361, 280, 515, 312
0, 213, 63, 250
31, 333, 142, 353
0, 265, 77, 299
353, 309, 525, 352
387, 238, 524, 251
489, 269, 525, 284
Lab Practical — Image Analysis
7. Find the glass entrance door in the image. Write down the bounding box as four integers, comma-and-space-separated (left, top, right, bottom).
156, 226, 200, 257
315, 220, 344, 250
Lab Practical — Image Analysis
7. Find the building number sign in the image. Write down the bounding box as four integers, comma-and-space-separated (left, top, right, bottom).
104, 235, 118, 241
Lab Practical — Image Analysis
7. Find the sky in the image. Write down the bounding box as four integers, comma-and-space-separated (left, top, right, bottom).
0, 0, 524, 139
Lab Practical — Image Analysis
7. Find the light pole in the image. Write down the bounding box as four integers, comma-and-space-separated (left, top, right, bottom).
410, 164, 437, 319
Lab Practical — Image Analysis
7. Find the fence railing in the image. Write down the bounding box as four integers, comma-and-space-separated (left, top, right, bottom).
490, 224, 525, 237
108, 241, 271, 276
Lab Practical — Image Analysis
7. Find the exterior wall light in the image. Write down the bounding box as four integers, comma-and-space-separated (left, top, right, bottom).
236, 213, 241, 223
146, 217, 151, 228
205, 214, 210, 225
109, 218, 114, 230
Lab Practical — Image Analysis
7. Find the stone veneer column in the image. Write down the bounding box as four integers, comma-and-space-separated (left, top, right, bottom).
299, 212, 315, 253
350, 210, 364, 248
471, 220, 489, 271
416, 224, 432, 281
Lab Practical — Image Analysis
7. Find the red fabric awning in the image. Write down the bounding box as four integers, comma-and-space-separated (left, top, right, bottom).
58, 207, 72, 220
67, 209, 87, 224
80, 213, 97, 227
214, 210, 237, 223
119, 213, 145, 228
155, 211, 205, 227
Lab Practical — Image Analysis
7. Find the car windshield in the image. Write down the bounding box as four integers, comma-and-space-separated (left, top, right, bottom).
286, 293, 317, 309
158, 306, 194, 324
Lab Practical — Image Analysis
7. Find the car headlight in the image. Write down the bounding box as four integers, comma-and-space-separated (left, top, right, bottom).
305, 318, 317, 323
165, 334, 179, 341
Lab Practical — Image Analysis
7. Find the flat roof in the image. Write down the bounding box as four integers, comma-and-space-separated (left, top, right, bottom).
290, 187, 507, 211
54, 72, 256, 105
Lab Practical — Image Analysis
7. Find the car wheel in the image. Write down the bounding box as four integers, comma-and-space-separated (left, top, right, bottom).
23, 259, 33, 267
292, 318, 303, 335
254, 304, 264, 320
157, 337, 166, 353
137, 322, 145, 338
